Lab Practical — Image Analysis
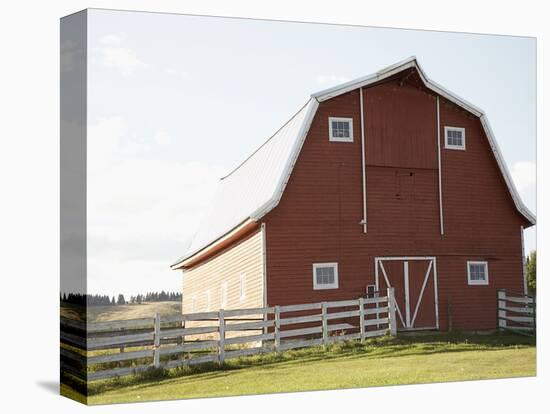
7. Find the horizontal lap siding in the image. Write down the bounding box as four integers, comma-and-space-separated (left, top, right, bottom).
263, 74, 527, 330
182, 230, 264, 315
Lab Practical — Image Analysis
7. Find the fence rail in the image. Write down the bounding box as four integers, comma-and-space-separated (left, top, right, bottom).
61, 288, 397, 381
497, 289, 535, 336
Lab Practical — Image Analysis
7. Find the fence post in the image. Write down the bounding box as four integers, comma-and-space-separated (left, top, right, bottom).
322, 302, 328, 346
218, 309, 225, 365
153, 313, 161, 368
387, 288, 397, 336
359, 297, 365, 342
497, 289, 507, 330
274, 305, 281, 353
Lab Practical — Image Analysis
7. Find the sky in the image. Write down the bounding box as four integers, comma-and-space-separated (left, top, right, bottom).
86, 9, 536, 298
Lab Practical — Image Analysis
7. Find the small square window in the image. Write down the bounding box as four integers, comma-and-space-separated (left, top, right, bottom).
329, 117, 353, 142
313, 263, 339, 290
467, 261, 489, 285
444, 126, 466, 150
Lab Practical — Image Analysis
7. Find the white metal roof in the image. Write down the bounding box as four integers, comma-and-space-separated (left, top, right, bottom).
172, 99, 318, 267
172, 57, 535, 268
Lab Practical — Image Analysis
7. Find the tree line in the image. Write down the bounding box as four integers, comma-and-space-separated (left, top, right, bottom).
526, 250, 536, 295
60, 291, 182, 307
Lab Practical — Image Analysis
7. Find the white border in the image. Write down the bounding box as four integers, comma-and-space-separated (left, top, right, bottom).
328, 117, 354, 142
312, 262, 339, 290
436, 97, 444, 234
444, 126, 466, 150
467, 260, 489, 285
359, 88, 368, 232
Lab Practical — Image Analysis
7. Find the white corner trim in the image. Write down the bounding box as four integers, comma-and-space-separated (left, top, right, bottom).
436, 97, 444, 235
328, 116, 354, 142
360, 87, 367, 233
521, 225, 527, 295
312, 262, 339, 290
467, 260, 489, 286
261, 222, 267, 306
443, 126, 466, 150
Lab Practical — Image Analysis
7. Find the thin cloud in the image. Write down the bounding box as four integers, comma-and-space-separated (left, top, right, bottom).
99, 33, 124, 45
94, 46, 147, 76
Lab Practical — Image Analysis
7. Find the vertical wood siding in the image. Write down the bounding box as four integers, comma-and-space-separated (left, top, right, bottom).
181, 230, 264, 315
262, 71, 528, 331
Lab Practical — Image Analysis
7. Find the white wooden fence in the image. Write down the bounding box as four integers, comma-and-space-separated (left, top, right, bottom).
61, 288, 397, 381
497, 289, 535, 335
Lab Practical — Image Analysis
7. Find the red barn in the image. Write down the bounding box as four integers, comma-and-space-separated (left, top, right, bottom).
172, 57, 535, 332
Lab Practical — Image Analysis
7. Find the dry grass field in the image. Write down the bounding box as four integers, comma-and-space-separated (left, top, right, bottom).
60, 301, 181, 322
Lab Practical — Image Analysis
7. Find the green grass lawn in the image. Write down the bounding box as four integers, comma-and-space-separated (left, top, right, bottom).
64, 332, 536, 405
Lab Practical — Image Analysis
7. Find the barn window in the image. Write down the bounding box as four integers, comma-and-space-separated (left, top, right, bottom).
467, 261, 489, 285
329, 117, 353, 142
239, 273, 246, 301
444, 126, 466, 150
313, 263, 339, 290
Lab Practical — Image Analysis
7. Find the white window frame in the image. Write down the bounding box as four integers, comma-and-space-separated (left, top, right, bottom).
312, 262, 339, 290
220, 282, 228, 308
444, 126, 466, 150
328, 117, 354, 142
467, 261, 489, 285
239, 273, 246, 301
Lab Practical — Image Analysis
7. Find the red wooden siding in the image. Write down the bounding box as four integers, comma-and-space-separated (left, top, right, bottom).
262, 70, 527, 331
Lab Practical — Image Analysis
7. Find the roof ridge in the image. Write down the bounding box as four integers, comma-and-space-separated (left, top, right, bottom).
220, 99, 312, 180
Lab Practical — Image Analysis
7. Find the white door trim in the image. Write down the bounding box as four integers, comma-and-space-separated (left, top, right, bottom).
378, 261, 406, 327
374, 256, 439, 330
410, 260, 433, 327
403, 261, 411, 328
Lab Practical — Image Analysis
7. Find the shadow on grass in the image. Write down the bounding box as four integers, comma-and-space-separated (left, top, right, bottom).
86, 331, 535, 396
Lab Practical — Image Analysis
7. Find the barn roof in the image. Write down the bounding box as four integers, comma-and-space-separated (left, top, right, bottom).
171, 56, 535, 269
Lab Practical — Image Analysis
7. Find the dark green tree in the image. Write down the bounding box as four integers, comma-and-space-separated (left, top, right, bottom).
526, 250, 536, 294
117, 294, 126, 305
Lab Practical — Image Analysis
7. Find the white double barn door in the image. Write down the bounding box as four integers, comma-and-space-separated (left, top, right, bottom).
375, 256, 439, 331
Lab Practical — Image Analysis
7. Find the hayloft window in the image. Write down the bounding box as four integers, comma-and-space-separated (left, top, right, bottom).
313, 263, 339, 290
329, 117, 353, 142
467, 261, 489, 285
444, 126, 466, 150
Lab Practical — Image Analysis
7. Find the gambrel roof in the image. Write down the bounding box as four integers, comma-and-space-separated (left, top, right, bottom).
171, 56, 535, 269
